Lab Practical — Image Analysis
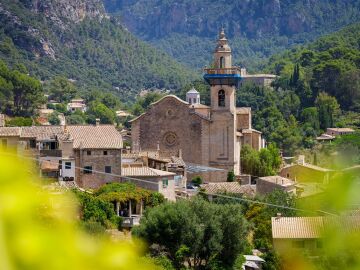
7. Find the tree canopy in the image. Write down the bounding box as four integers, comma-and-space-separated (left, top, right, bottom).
133, 197, 250, 269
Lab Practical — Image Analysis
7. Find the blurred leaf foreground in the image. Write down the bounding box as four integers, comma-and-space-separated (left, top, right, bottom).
0, 150, 157, 270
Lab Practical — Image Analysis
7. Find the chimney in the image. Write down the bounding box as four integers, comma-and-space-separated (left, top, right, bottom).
178, 149, 182, 158
95, 118, 100, 126
276, 213, 282, 219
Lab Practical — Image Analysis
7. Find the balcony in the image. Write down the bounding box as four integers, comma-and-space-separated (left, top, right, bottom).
40, 149, 62, 157
203, 67, 242, 86
204, 67, 241, 75
122, 215, 141, 228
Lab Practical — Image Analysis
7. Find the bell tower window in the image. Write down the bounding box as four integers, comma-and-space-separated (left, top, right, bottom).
220, 56, 225, 68
218, 90, 225, 107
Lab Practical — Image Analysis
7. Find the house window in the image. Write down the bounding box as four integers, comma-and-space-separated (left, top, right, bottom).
220, 56, 225, 68
87, 150, 91, 155
292, 240, 305, 248
65, 162, 71, 170
29, 139, 36, 149
103, 150, 108, 156
218, 90, 225, 107
83, 166, 93, 174
105, 166, 112, 174
1, 139, 7, 149
162, 178, 168, 188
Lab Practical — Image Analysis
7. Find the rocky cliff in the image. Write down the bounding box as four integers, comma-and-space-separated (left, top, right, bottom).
103, 0, 360, 69
0, 0, 196, 95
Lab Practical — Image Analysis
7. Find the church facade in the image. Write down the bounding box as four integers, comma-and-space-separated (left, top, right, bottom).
131, 29, 263, 182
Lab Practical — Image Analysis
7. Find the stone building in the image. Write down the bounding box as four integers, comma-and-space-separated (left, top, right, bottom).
0, 123, 123, 188
131, 29, 263, 182
256, 176, 296, 196
239, 68, 277, 88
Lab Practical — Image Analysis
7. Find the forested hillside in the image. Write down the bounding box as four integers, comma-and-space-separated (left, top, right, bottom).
104, 0, 360, 71
174, 23, 360, 156
240, 23, 360, 155
0, 0, 196, 99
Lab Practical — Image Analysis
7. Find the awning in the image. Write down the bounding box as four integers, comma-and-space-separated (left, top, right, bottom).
41, 161, 59, 172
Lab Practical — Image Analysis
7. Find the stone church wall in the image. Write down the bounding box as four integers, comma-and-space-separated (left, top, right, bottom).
132, 96, 208, 165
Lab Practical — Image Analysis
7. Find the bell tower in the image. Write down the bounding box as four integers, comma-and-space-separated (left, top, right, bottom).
214, 28, 232, 69
203, 28, 242, 177
204, 28, 240, 114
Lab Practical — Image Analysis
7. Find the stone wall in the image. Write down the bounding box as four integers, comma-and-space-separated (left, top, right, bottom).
75, 149, 122, 189
132, 96, 208, 165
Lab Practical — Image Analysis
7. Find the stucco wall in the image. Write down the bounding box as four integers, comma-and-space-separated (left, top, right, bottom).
280, 165, 330, 184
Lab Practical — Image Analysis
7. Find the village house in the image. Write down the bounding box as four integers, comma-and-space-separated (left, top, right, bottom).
0, 121, 123, 188
242, 255, 265, 270
200, 182, 256, 200
121, 149, 187, 200
326, 127, 355, 136
317, 127, 355, 142
239, 68, 277, 88
256, 176, 296, 196
272, 215, 360, 256
67, 98, 87, 113
280, 156, 334, 184
121, 165, 176, 201
131, 29, 264, 183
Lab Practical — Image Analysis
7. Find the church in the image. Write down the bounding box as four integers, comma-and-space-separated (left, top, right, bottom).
131, 29, 263, 182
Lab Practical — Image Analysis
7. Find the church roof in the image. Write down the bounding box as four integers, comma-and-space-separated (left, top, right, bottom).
186, 88, 199, 94
129, 95, 211, 123
190, 104, 210, 109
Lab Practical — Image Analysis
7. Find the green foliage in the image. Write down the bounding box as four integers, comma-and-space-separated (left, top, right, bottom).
267, 23, 360, 112
147, 192, 166, 207
107, 1, 360, 71
5, 116, 32, 126
48, 111, 60, 125
315, 92, 340, 130
227, 170, 235, 182
80, 220, 106, 236
95, 182, 161, 206
0, 2, 196, 99
66, 113, 86, 125
133, 197, 249, 269
191, 176, 203, 186
333, 132, 360, 165
73, 189, 121, 229
0, 60, 44, 117
151, 255, 176, 270
131, 92, 165, 116
241, 144, 281, 176
44, 76, 77, 103
87, 102, 116, 124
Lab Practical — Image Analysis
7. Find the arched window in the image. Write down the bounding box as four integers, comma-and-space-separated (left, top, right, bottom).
218, 90, 225, 107
220, 57, 225, 68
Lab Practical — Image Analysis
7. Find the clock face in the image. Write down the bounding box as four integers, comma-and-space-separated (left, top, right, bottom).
164, 132, 178, 146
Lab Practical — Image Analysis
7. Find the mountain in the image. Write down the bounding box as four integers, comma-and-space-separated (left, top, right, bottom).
103, 0, 360, 71
0, 0, 197, 100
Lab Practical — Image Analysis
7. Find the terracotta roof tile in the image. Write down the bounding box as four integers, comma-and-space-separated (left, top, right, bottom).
0, 127, 21, 136
272, 217, 324, 239
21, 126, 63, 140
122, 166, 175, 177
67, 125, 122, 149
200, 182, 256, 197
272, 216, 360, 239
